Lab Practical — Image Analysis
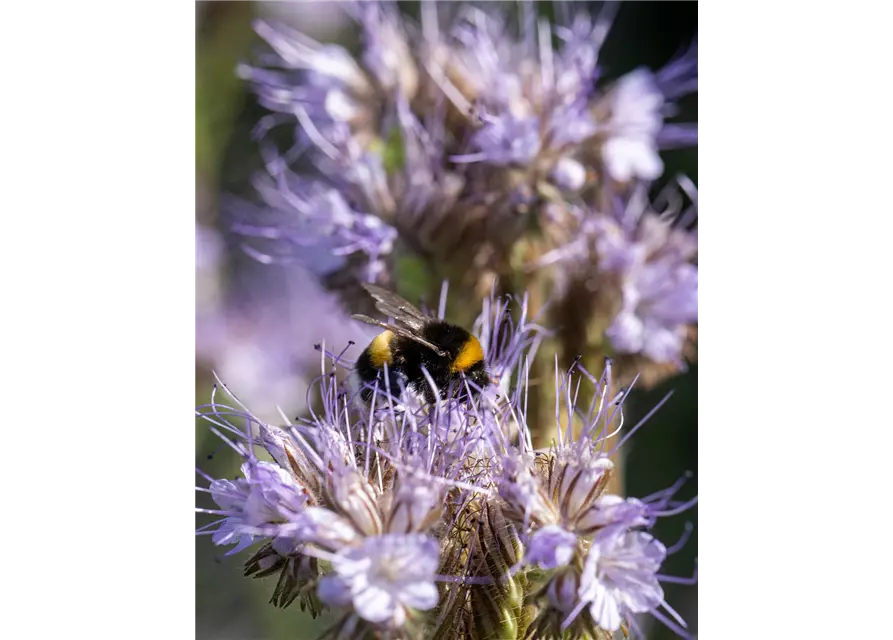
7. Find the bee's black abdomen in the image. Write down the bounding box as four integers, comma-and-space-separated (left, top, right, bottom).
395, 321, 483, 402
420, 322, 476, 358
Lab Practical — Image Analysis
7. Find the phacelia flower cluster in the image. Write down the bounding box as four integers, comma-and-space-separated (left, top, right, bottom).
538, 176, 698, 384
228, 1, 698, 383
196, 292, 697, 639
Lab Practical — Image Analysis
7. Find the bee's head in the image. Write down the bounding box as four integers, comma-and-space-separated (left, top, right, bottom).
465, 366, 494, 395
435, 368, 497, 405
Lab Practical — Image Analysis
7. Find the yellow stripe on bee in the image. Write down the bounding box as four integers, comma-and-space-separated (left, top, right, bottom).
369, 331, 394, 368
451, 335, 484, 373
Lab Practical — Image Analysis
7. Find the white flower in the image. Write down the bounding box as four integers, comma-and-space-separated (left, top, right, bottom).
602, 69, 665, 182
294, 507, 361, 552
576, 527, 666, 632
318, 534, 440, 627
210, 461, 309, 554
551, 157, 587, 191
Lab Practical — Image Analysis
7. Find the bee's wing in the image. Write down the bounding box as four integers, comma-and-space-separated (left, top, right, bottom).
361, 283, 429, 331
352, 314, 447, 358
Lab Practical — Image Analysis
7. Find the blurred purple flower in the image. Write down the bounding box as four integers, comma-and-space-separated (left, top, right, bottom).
232, 1, 697, 302
606, 259, 697, 364
229, 171, 398, 283
598, 39, 698, 182
195, 223, 226, 317
601, 70, 665, 182
257, 1, 350, 41
536, 180, 698, 369
195, 260, 376, 420
602, 186, 698, 365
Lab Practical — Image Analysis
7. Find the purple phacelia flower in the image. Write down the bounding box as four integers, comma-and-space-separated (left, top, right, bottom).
595, 39, 698, 183
601, 187, 698, 365
208, 461, 310, 555
197, 333, 696, 636
384, 469, 444, 535
463, 112, 543, 166
567, 526, 667, 634
354, 2, 419, 98
535, 179, 697, 372
600, 70, 665, 182
233, 1, 696, 301
576, 494, 651, 533
483, 356, 695, 638
235, 171, 397, 283
293, 506, 361, 553
317, 533, 440, 627
525, 524, 578, 570
238, 19, 373, 131
195, 260, 374, 420
438, 5, 601, 178
606, 259, 697, 364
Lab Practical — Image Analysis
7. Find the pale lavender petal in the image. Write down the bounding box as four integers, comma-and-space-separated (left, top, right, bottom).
526, 525, 578, 570
588, 580, 622, 632
353, 586, 399, 624
318, 574, 353, 607
605, 310, 646, 354
467, 113, 542, 166
551, 157, 587, 191
603, 137, 663, 183
658, 123, 698, 148
655, 39, 698, 99
398, 580, 439, 611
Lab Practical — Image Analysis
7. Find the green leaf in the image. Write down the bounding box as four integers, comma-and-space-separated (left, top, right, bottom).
393, 249, 435, 304
195, 3, 256, 184
382, 125, 407, 175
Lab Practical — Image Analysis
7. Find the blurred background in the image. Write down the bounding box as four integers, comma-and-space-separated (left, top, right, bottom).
196, 2, 696, 638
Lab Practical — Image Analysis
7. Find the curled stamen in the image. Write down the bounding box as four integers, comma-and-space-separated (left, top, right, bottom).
651, 607, 694, 639
665, 521, 694, 555
658, 561, 698, 586
642, 470, 694, 505
653, 495, 698, 517
607, 391, 674, 457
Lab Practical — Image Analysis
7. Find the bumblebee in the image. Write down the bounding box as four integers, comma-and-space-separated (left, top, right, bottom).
350, 283, 493, 404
